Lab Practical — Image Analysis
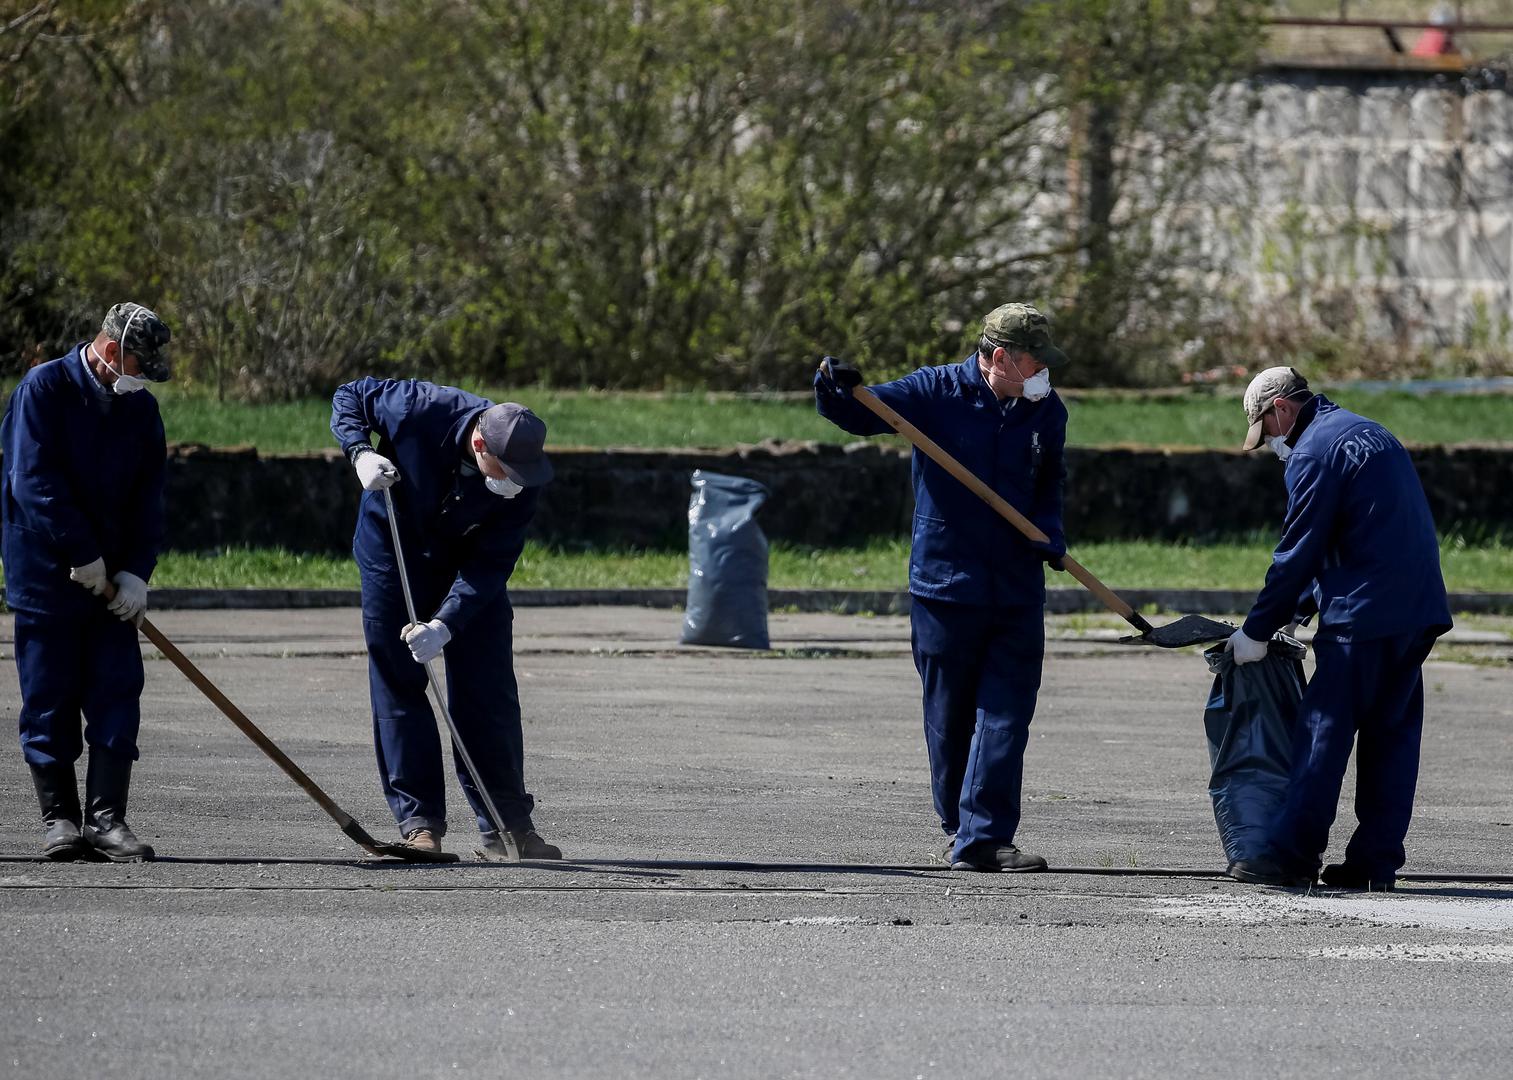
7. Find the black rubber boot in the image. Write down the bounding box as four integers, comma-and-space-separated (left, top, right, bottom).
1228, 857, 1313, 888
1321, 863, 1395, 892
951, 844, 1048, 873
29, 763, 90, 861
83, 750, 155, 862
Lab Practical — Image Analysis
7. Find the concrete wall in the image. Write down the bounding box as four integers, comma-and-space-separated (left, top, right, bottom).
140, 441, 1513, 553
1190, 66, 1513, 346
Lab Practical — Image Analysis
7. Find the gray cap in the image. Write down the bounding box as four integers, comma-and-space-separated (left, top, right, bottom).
101, 302, 172, 382
1241, 366, 1309, 451
477, 402, 553, 486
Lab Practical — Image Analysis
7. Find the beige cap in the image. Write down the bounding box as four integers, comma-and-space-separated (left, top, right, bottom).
1241, 367, 1309, 451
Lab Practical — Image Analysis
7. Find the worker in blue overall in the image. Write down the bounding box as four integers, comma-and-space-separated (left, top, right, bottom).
815, 303, 1070, 872
330, 378, 561, 860
1225, 367, 1452, 890
2, 302, 171, 861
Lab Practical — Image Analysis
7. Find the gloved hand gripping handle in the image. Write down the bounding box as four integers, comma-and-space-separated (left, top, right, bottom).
836, 373, 1156, 636
94, 579, 454, 862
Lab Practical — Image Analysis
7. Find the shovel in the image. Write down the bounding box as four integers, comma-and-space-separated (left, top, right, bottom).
831, 365, 1235, 649
103, 581, 458, 862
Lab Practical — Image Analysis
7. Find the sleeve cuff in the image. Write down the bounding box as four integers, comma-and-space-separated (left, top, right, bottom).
65, 538, 102, 569
1241, 616, 1276, 641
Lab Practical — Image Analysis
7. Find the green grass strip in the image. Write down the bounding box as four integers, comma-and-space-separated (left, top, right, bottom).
5, 537, 1503, 594
68, 384, 1513, 453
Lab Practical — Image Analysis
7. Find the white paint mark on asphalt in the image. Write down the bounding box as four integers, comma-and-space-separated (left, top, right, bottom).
1303, 895, 1513, 932
1310, 943, 1513, 964
770, 915, 862, 926
1154, 893, 1513, 932
1154, 895, 1291, 924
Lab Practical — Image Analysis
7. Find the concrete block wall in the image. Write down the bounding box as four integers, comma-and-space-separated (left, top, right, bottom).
1186, 68, 1513, 347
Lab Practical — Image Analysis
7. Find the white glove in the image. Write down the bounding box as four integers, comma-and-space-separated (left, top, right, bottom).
402, 618, 452, 664
1282, 622, 1301, 640
107, 571, 148, 626
69, 558, 109, 596
1225, 628, 1270, 665
354, 451, 400, 491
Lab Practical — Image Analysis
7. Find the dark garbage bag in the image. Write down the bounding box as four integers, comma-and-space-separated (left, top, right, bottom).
680, 470, 770, 649
1201, 635, 1309, 868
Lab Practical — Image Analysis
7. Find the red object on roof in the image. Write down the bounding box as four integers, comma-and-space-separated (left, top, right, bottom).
1411, 27, 1454, 56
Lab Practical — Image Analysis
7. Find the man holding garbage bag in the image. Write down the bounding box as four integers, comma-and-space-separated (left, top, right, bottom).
815, 303, 1069, 873
330, 378, 561, 860
1225, 367, 1451, 890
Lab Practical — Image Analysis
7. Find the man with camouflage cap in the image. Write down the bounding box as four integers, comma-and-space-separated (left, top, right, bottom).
1225, 367, 1451, 890
330, 378, 562, 860
1, 302, 172, 861
815, 303, 1069, 872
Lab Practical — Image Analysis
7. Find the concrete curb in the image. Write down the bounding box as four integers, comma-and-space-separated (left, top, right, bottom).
136, 587, 1513, 616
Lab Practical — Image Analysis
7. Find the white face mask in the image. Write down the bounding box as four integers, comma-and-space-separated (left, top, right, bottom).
485, 474, 523, 499
982, 351, 1051, 402
92, 307, 150, 395
89, 342, 148, 395
1267, 435, 1292, 461
1021, 368, 1052, 402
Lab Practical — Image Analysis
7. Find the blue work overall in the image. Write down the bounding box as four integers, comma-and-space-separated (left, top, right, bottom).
817, 356, 1067, 858
332, 378, 541, 838
2, 347, 166, 767
1242, 396, 1452, 877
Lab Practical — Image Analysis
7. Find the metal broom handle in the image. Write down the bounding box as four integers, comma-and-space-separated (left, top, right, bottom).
382, 484, 520, 861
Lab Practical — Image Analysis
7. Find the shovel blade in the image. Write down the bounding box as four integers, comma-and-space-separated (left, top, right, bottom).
1121, 614, 1236, 649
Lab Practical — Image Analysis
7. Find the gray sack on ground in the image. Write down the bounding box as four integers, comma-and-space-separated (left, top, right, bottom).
1201, 636, 1308, 867
680, 470, 770, 649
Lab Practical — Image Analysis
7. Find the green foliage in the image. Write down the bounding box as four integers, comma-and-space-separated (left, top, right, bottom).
2, 0, 1265, 396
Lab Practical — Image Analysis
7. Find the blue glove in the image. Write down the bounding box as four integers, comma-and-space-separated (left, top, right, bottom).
1032, 541, 1065, 573
818, 357, 862, 396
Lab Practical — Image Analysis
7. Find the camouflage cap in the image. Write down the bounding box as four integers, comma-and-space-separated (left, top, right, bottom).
101, 301, 172, 382
1241, 366, 1309, 451
981, 303, 1068, 369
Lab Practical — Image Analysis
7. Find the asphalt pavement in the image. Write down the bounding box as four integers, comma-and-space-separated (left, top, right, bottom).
1, 607, 1511, 1079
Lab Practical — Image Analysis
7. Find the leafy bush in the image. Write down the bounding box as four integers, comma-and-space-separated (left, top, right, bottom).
2, 0, 1265, 396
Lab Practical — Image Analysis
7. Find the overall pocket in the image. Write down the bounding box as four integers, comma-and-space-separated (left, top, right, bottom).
909, 514, 955, 588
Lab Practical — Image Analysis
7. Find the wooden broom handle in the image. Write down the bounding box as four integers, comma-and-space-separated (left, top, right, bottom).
99, 580, 363, 834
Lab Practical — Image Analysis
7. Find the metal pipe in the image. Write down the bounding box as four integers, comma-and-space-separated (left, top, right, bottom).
383, 486, 520, 862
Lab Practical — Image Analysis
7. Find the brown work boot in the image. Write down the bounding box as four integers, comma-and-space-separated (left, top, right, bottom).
477, 829, 563, 861
402, 828, 442, 854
